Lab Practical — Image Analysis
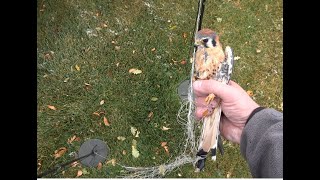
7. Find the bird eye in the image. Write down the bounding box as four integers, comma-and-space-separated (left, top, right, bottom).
202, 38, 208, 43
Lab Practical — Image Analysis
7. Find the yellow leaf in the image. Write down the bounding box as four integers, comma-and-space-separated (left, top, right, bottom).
47, 105, 56, 110
151, 97, 158, 101
100, 100, 105, 105
129, 68, 142, 75
161, 126, 171, 131
130, 127, 137, 136
97, 162, 102, 170
106, 158, 116, 166
103, 116, 110, 126
117, 136, 126, 141
75, 65, 80, 71
76, 170, 82, 177
132, 145, 140, 158
54, 147, 67, 159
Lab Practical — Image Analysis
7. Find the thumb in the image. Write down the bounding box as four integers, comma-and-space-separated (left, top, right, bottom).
193, 80, 236, 100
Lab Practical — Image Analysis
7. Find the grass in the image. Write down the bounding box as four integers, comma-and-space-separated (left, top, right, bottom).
37, 0, 282, 178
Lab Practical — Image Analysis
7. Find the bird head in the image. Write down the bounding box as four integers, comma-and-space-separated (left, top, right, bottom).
194, 28, 219, 48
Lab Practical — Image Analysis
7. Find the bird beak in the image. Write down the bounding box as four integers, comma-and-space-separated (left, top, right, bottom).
194, 39, 202, 47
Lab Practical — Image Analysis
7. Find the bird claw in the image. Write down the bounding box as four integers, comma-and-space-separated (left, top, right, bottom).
205, 93, 215, 104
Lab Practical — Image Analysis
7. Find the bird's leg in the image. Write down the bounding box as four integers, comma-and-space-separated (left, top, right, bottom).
205, 93, 215, 104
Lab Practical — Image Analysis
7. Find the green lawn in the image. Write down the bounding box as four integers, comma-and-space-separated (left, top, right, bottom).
37, 0, 282, 178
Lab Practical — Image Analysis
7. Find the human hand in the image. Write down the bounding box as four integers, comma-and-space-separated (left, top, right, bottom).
193, 80, 259, 144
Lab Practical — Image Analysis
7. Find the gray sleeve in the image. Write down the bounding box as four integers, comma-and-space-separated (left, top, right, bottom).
240, 108, 283, 178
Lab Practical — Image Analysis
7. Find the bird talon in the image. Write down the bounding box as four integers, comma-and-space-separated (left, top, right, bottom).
205, 93, 215, 104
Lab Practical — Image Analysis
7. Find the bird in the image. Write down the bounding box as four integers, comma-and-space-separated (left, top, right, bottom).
193, 28, 234, 172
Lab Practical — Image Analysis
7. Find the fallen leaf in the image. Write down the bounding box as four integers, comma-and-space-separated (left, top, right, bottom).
159, 165, 166, 175
161, 126, 171, 131
95, 27, 102, 31
54, 147, 67, 159
106, 158, 116, 166
132, 146, 140, 158
67, 135, 77, 144
84, 83, 90, 86
122, 150, 126, 155
75, 65, 80, 71
132, 50, 136, 54
116, 62, 120, 67
129, 68, 142, 74
63, 78, 69, 83
74, 137, 81, 141
103, 116, 110, 126
47, 105, 56, 110
178, 173, 182, 177
180, 60, 187, 65
182, 32, 187, 39
97, 162, 103, 170
93, 112, 100, 116
169, 25, 177, 30
70, 161, 79, 167
115, 46, 121, 50
169, 36, 173, 42
102, 23, 108, 27
76, 170, 83, 177
151, 48, 156, 52
117, 136, 126, 141
247, 90, 254, 97
216, 17, 222, 22
151, 97, 158, 101
256, 49, 261, 53
100, 100, 105, 105
135, 131, 140, 138
132, 139, 137, 146
147, 111, 154, 121
131, 127, 137, 136
161, 142, 167, 147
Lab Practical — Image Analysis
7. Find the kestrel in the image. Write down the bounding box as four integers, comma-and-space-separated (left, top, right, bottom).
193, 28, 234, 172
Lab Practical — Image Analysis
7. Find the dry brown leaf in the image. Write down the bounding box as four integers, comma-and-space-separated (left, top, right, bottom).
93, 112, 100, 116
76, 170, 83, 177
161, 126, 171, 131
161, 142, 167, 147
182, 32, 187, 39
54, 147, 67, 159
129, 68, 142, 74
47, 105, 56, 110
75, 65, 80, 71
151, 48, 156, 52
247, 90, 254, 97
74, 137, 81, 141
180, 60, 187, 65
97, 162, 103, 170
103, 116, 110, 126
100, 100, 105, 105
148, 111, 154, 119
163, 145, 169, 154
67, 135, 77, 144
